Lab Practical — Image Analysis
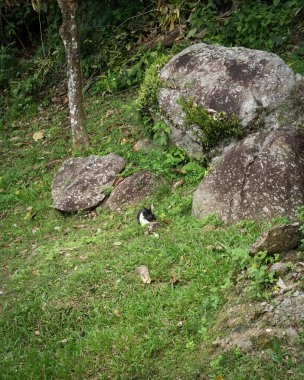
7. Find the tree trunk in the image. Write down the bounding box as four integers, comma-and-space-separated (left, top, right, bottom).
57, 0, 89, 149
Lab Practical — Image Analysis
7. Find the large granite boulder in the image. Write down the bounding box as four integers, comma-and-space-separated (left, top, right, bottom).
52, 154, 126, 212
192, 127, 304, 223
107, 170, 161, 211
158, 43, 304, 158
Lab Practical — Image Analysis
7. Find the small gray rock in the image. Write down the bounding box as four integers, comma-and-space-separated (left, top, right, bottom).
132, 138, 158, 153
249, 223, 301, 255
269, 262, 290, 275
285, 327, 299, 342
292, 291, 300, 297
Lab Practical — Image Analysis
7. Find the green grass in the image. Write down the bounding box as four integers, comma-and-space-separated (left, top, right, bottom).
0, 91, 303, 379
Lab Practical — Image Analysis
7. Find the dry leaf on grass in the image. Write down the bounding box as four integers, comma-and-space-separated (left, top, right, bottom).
72, 224, 87, 229
105, 109, 116, 118
86, 210, 97, 219
206, 244, 224, 251
24, 210, 37, 220
172, 168, 186, 174
170, 275, 179, 285
114, 309, 121, 317
33, 130, 45, 141
79, 255, 88, 262
172, 179, 184, 191
136, 265, 151, 284
202, 224, 217, 232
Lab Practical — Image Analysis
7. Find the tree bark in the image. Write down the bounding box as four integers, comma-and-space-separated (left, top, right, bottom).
57, 0, 89, 149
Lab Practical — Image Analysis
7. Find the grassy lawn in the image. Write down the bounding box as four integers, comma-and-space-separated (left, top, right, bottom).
0, 91, 303, 379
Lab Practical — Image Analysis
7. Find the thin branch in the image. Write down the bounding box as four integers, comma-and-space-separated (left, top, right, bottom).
117, 8, 157, 29
81, 8, 157, 32
23, 20, 34, 45
38, 7, 45, 57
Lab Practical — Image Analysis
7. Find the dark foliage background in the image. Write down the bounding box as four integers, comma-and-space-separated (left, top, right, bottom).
1, 0, 303, 125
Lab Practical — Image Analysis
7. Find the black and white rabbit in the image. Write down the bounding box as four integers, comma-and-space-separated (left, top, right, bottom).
137, 206, 156, 226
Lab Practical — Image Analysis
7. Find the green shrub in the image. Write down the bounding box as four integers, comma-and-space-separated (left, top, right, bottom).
222, 0, 303, 51
92, 50, 169, 98
135, 53, 170, 141
189, 3, 224, 45
190, 0, 304, 51
230, 248, 277, 299
136, 53, 170, 117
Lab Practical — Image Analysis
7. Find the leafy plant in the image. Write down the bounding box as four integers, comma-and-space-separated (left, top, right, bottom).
152, 120, 171, 145
135, 53, 171, 141
163, 146, 188, 166
189, 3, 224, 44
91, 50, 169, 98
247, 251, 277, 298
182, 160, 207, 184
230, 248, 278, 299
286, 47, 304, 76
136, 53, 170, 117
190, 0, 304, 51
222, 0, 303, 51
178, 96, 241, 152
230, 247, 252, 271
